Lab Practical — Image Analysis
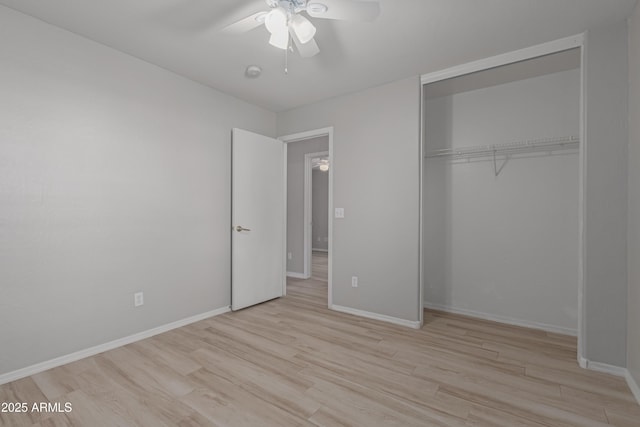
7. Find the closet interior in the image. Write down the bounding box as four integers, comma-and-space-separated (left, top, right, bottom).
422, 48, 581, 335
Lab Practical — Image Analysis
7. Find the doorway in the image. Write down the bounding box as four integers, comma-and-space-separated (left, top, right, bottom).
280, 127, 334, 307
309, 154, 329, 282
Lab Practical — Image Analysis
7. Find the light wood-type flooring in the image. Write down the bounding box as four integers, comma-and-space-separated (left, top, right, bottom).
1, 256, 639, 426
311, 251, 328, 282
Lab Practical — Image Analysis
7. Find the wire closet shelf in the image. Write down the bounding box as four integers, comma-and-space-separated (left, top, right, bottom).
425, 135, 580, 176
424, 135, 580, 159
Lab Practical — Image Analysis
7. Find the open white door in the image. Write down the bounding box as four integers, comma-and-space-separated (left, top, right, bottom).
231, 128, 285, 311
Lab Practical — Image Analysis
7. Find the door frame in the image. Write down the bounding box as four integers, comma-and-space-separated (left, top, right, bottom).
304, 151, 330, 278
279, 127, 334, 307
419, 34, 585, 362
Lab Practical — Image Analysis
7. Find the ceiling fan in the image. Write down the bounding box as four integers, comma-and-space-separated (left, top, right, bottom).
222, 0, 381, 58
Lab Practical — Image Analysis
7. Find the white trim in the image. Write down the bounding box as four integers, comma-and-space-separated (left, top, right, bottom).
304, 153, 311, 278
0, 306, 230, 386
279, 127, 334, 308
304, 150, 329, 279
418, 77, 424, 328
423, 302, 577, 336
577, 35, 587, 366
312, 248, 328, 253
279, 127, 333, 143
331, 304, 421, 329
282, 142, 288, 295
582, 360, 628, 377
327, 129, 334, 308
420, 34, 584, 85
578, 355, 588, 369
625, 370, 640, 405
286, 271, 307, 279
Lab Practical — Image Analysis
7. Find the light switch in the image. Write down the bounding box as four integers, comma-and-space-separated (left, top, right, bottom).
335, 208, 345, 218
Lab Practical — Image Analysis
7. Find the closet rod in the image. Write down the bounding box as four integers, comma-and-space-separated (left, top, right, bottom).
425, 135, 579, 159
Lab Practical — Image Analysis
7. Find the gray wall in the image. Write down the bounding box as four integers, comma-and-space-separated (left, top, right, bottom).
0, 6, 276, 376
286, 137, 328, 274
312, 169, 329, 251
628, 2, 640, 390
423, 68, 580, 334
583, 21, 629, 367
278, 77, 421, 322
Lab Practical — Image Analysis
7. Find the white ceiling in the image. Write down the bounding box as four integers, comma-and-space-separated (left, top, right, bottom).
0, 0, 636, 112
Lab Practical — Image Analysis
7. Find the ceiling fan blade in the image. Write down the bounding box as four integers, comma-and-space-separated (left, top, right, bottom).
306, 0, 380, 21
290, 29, 320, 58
220, 11, 267, 34
151, 0, 265, 34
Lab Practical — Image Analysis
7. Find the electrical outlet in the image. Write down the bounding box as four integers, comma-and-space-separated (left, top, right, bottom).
134, 292, 144, 307
351, 276, 358, 288
288, 252, 292, 260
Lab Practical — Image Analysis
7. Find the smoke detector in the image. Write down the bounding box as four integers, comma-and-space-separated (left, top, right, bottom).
245, 65, 262, 78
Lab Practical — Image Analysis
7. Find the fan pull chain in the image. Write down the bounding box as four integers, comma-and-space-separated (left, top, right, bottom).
284, 33, 290, 74
285, 3, 291, 74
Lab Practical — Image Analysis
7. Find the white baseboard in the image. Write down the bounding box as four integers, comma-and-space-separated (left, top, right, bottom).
331, 304, 421, 329
312, 248, 328, 253
583, 360, 628, 377
0, 306, 230, 386
287, 271, 308, 279
578, 355, 588, 369
625, 370, 640, 405
423, 301, 577, 336
580, 359, 640, 405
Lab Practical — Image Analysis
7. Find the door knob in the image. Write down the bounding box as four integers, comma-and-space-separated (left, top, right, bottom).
235, 226, 251, 232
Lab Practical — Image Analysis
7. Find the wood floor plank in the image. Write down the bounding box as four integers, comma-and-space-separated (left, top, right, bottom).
560, 385, 640, 415
189, 347, 319, 419
438, 384, 610, 427
311, 250, 328, 282
71, 360, 195, 425
0, 378, 52, 426
414, 363, 610, 423
604, 408, 640, 427
29, 416, 73, 427
182, 368, 314, 427
303, 370, 463, 427
1, 253, 638, 426
465, 404, 550, 427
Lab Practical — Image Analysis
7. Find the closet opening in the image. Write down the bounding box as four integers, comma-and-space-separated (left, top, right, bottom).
421, 48, 582, 342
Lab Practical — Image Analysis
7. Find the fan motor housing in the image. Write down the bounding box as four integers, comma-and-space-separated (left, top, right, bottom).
266, 0, 308, 13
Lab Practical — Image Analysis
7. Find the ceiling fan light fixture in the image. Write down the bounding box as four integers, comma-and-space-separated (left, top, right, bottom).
265, 7, 287, 34
319, 163, 329, 172
269, 30, 289, 49
307, 3, 328, 14
290, 14, 316, 44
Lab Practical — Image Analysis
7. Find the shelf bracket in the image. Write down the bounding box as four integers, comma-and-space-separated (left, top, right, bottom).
493, 150, 509, 176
